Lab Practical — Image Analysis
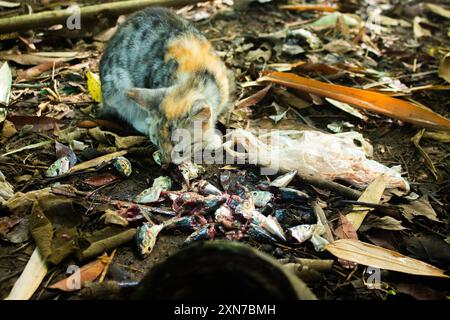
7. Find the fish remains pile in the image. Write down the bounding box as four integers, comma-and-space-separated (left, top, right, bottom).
104, 161, 330, 258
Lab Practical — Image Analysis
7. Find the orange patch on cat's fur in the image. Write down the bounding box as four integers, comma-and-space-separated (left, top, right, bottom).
162, 34, 229, 120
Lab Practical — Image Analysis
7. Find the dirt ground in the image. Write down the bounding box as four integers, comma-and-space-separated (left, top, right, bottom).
0, 0, 449, 300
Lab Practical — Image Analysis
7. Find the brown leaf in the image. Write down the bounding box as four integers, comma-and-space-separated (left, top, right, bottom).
365, 229, 400, 251
0, 216, 22, 237
85, 174, 119, 187
235, 85, 271, 109
398, 195, 441, 222
325, 239, 450, 278
0, 54, 62, 66
334, 213, 358, 269
69, 150, 127, 174
78, 119, 126, 131
396, 283, 445, 300
48, 257, 106, 292
335, 214, 358, 240
7, 115, 61, 132
258, 71, 450, 131
16, 60, 64, 82
403, 235, 450, 265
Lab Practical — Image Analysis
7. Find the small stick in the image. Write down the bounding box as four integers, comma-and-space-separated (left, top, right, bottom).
299, 173, 362, 199
312, 200, 334, 243
99, 249, 116, 283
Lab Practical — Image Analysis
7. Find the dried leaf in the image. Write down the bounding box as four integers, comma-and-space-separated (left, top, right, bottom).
0, 52, 89, 65
345, 175, 387, 231
403, 235, 450, 265
360, 215, 406, 231
258, 71, 450, 131
7, 115, 61, 132
334, 213, 357, 268
1, 140, 52, 157
1, 119, 17, 140
280, 4, 338, 12
88, 127, 146, 149
325, 239, 449, 278
69, 150, 127, 174
335, 213, 358, 240
48, 256, 107, 292
86, 69, 102, 103
413, 17, 431, 38
398, 195, 441, 222
235, 85, 271, 109
425, 3, 450, 19
0, 215, 21, 237
396, 282, 445, 300
307, 12, 361, 28
0, 54, 62, 66
78, 119, 125, 131
16, 60, 64, 82
5, 248, 48, 300
85, 174, 119, 187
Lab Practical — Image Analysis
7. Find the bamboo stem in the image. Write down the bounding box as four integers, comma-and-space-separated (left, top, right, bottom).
0, 0, 206, 34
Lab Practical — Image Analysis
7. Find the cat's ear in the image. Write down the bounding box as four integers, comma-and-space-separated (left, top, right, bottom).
127, 87, 169, 110
191, 105, 211, 122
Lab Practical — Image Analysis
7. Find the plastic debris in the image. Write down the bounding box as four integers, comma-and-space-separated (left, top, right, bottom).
223, 129, 410, 191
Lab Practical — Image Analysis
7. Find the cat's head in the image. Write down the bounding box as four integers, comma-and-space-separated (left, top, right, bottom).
128, 87, 214, 165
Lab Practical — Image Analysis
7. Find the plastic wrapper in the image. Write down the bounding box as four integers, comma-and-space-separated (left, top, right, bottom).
223, 129, 409, 191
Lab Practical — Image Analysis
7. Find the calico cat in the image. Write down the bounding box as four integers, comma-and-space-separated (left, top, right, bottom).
100, 7, 233, 164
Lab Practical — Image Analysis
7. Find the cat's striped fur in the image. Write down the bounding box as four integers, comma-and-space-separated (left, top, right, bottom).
100, 7, 233, 164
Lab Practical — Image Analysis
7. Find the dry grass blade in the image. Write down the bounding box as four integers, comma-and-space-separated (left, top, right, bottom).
258, 71, 450, 131
69, 150, 127, 174
4, 248, 48, 300
325, 239, 450, 278
279, 4, 338, 12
